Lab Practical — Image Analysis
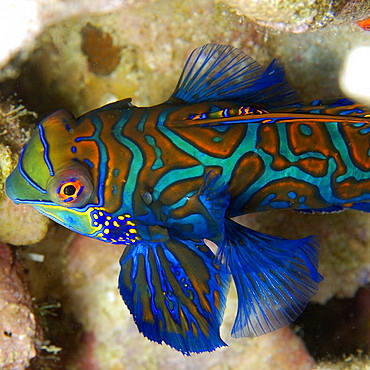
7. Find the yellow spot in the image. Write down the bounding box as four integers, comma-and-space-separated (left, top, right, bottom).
124, 214, 131, 218
93, 222, 98, 226
129, 228, 137, 234
93, 214, 98, 219
97, 233, 104, 238
106, 216, 112, 220
118, 215, 125, 220
99, 211, 104, 217
105, 221, 110, 226
113, 221, 120, 227
104, 229, 110, 234
126, 221, 135, 226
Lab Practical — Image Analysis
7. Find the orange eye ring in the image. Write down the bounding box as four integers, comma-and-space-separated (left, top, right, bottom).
47, 163, 93, 208
57, 179, 85, 203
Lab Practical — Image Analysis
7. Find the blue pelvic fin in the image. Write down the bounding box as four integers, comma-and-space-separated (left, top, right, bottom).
170, 44, 299, 106
118, 238, 230, 355
197, 171, 230, 230
217, 218, 323, 338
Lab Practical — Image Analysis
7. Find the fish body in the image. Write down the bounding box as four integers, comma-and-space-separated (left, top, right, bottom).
6, 44, 370, 354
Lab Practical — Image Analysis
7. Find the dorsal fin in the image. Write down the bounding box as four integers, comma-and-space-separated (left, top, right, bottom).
170, 44, 299, 107
83, 98, 133, 117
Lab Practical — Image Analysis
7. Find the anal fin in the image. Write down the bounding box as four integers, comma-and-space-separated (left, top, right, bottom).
217, 218, 323, 338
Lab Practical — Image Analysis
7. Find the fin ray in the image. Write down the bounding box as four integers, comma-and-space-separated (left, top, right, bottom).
170, 44, 299, 106
217, 218, 322, 337
118, 239, 230, 355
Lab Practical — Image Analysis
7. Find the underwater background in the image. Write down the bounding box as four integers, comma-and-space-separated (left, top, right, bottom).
0, 0, 370, 368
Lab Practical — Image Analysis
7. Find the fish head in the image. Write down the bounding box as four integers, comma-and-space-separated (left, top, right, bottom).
5, 108, 131, 241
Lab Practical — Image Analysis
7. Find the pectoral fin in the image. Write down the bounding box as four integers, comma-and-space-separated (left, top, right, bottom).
217, 218, 322, 338
118, 238, 230, 355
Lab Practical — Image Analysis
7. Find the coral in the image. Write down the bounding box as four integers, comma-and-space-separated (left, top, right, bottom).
0, 99, 49, 245
0, 243, 42, 370
0, 0, 126, 78
223, 0, 370, 33
81, 23, 122, 76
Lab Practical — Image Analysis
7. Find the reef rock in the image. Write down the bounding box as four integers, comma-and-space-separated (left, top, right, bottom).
0, 243, 41, 369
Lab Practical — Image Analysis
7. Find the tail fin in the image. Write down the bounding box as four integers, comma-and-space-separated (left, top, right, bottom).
217, 218, 322, 338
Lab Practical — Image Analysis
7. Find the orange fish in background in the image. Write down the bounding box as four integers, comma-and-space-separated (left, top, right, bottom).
356, 19, 370, 31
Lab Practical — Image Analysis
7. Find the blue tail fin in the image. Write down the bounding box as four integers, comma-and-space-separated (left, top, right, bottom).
217, 218, 323, 338
118, 238, 230, 355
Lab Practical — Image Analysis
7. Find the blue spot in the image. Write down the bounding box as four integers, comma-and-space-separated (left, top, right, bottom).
298, 196, 306, 203
299, 124, 312, 136
214, 125, 229, 133
223, 108, 229, 117
339, 109, 364, 116
270, 201, 291, 209
359, 127, 370, 134
261, 193, 276, 207
71, 146, 77, 153
113, 169, 119, 177
83, 158, 94, 168
353, 122, 366, 127
288, 191, 297, 199
112, 185, 117, 194
212, 136, 222, 143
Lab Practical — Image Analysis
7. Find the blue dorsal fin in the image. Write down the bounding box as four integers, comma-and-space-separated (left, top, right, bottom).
170, 44, 299, 107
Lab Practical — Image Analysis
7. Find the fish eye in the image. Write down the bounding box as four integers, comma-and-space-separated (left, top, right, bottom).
63, 184, 77, 196
47, 163, 93, 207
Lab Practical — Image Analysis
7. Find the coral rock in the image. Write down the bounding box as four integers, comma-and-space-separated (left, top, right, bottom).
0, 243, 41, 369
